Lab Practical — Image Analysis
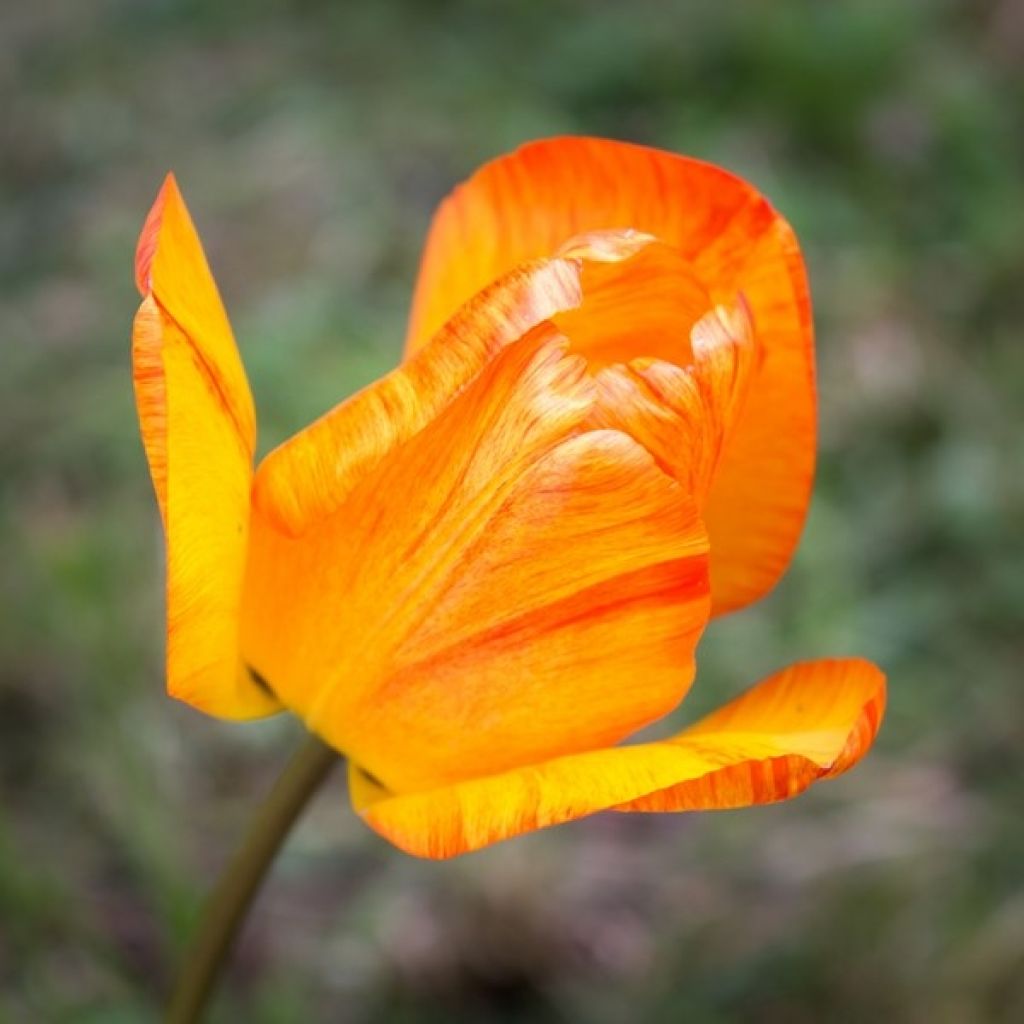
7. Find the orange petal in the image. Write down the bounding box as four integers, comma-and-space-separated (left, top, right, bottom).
589, 300, 759, 501
352, 658, 885, 858
405, 137, 815, 615
699, 224, 815, 615
243, 329, 710, 792
551, 233, 710, 371
406, 139, 776, 355
253, 257, 584, 536
133, 176, 276, 718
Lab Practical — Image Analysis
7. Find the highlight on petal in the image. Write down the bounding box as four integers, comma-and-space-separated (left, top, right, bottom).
243, 327, 711, 794
405, 137, 815, 616
351, 658, 885, 859
133, 176, 276, 718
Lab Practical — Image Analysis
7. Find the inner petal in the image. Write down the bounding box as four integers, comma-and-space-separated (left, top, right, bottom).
588, 300, 759, 501
552, 230, 711, 372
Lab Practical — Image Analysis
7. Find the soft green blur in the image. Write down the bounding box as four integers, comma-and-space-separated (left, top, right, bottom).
2, 1, 1021, 1021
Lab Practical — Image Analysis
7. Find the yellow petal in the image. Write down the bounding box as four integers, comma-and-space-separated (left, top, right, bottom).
136, 175, 255, 450
243, 328, 710, 792
132, 176, 276, 718
352, 658, 885, 858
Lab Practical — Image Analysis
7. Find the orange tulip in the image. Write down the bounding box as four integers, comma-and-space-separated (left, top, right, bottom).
133, 137, 885, 859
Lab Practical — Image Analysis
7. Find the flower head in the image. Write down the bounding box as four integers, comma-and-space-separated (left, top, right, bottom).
133, 137, 884, 858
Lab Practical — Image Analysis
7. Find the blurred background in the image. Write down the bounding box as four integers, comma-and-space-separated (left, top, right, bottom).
2, 1, 1022, 1021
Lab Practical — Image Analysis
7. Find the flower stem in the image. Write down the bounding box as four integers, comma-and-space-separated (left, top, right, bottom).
166, 733, 338, 1023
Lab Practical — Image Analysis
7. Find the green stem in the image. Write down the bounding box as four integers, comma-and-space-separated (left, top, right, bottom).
166, 734, 339, 1023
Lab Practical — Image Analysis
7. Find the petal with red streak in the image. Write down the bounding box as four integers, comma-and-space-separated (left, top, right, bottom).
405, 137, 815, 614
132, 176, 276, 718
351, 658, 885, 859
244, 329, 710, 792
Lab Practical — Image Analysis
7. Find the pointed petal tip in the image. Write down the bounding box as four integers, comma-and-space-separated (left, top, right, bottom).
130, 170, 266, 719
134, 172, 185, 296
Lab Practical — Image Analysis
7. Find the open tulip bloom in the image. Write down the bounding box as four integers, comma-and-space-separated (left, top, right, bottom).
133, 138, 885, 866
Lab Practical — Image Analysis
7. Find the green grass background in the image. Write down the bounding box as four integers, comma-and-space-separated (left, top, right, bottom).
2, 1, 1022, 1021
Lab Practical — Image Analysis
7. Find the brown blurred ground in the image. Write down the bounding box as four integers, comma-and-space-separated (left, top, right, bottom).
1, 1, 1022, 1021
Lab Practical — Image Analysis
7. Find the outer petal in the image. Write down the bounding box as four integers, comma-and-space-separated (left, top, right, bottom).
133, 175, 276, 718
243, 329, 711, 793
253, 257, 584, 536
405, 137, 815, 615
351, 658, 885, 859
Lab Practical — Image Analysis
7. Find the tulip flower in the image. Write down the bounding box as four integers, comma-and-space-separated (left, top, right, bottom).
133, 137, 885, 865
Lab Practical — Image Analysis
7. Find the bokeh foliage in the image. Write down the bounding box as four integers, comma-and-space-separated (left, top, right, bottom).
1, 1, 1022, 1021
